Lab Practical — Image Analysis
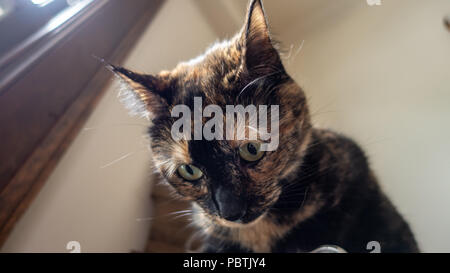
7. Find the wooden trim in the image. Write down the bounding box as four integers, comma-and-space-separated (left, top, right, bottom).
0, 0, 164, 247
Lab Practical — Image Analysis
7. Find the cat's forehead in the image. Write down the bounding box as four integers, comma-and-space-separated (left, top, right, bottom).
168, 40, 243, 94
179, 38, 242, 70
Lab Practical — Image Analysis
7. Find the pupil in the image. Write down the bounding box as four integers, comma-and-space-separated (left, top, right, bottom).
248, 143, 257, 155
185, 165, 194, 175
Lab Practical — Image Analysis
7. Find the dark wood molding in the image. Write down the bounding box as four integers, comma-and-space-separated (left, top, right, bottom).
0, 0, 164, 247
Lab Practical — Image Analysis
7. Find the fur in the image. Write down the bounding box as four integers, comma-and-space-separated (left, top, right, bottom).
112, 0, 418, 253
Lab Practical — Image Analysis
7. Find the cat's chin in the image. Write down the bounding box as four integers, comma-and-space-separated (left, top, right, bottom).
191, 203, 268, 229
214, 211, 266, 228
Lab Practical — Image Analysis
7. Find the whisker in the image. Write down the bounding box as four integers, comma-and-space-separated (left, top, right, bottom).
82, 122, 149, 132
135, 208, 194, 223
299, 187, 309, 210
293, 40, 305, 59
172, 213, 194, 220
100, 152, 134, 169
282, 43, 294, 60
237, 71, 282, 100
136, 217, 154, 222
168, 209, 194, 215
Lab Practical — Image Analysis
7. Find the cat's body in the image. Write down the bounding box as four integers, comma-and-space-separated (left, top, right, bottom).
112, 0, 418, 253
198, 128, 418, 253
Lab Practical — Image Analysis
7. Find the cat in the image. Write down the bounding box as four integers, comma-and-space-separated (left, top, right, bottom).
110, 0, 419, 253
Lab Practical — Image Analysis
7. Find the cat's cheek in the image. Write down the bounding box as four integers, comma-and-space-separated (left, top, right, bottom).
195, 198, 219, 217
168, 179, 209, 200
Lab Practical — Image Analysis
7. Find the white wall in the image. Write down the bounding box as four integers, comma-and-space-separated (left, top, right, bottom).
1, 0, 218, 252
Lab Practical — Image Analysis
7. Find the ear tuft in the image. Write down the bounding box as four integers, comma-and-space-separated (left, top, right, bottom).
105, 64, 172, 120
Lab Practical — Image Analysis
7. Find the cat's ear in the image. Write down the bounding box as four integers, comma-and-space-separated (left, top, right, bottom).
241, 0, 283, 76
109, 65, 172, 119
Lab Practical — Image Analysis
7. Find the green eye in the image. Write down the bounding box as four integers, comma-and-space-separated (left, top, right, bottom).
239, 142, 265, 162
178, 164, 203, 181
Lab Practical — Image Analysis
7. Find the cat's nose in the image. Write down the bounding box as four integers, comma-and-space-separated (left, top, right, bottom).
214, 186, 246, 222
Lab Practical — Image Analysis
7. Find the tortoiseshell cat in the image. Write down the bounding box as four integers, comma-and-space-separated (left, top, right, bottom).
111, 0, 418, 252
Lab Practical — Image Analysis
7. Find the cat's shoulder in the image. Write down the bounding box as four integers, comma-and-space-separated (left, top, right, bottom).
312, 128, 364, 153
310, 128, 369, 172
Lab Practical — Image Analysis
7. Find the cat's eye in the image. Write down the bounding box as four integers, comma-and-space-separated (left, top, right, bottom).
177, 164, 203, 181
239, 142, 265, 162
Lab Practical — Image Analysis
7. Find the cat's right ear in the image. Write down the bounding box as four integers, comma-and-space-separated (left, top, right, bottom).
107, 64, 172, 119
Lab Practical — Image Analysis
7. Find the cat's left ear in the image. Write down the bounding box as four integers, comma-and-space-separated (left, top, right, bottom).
108, 65, 172, 119
241, 0, 284, 76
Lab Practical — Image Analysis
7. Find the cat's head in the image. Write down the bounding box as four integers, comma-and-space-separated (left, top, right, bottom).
112, 0, 312, 226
